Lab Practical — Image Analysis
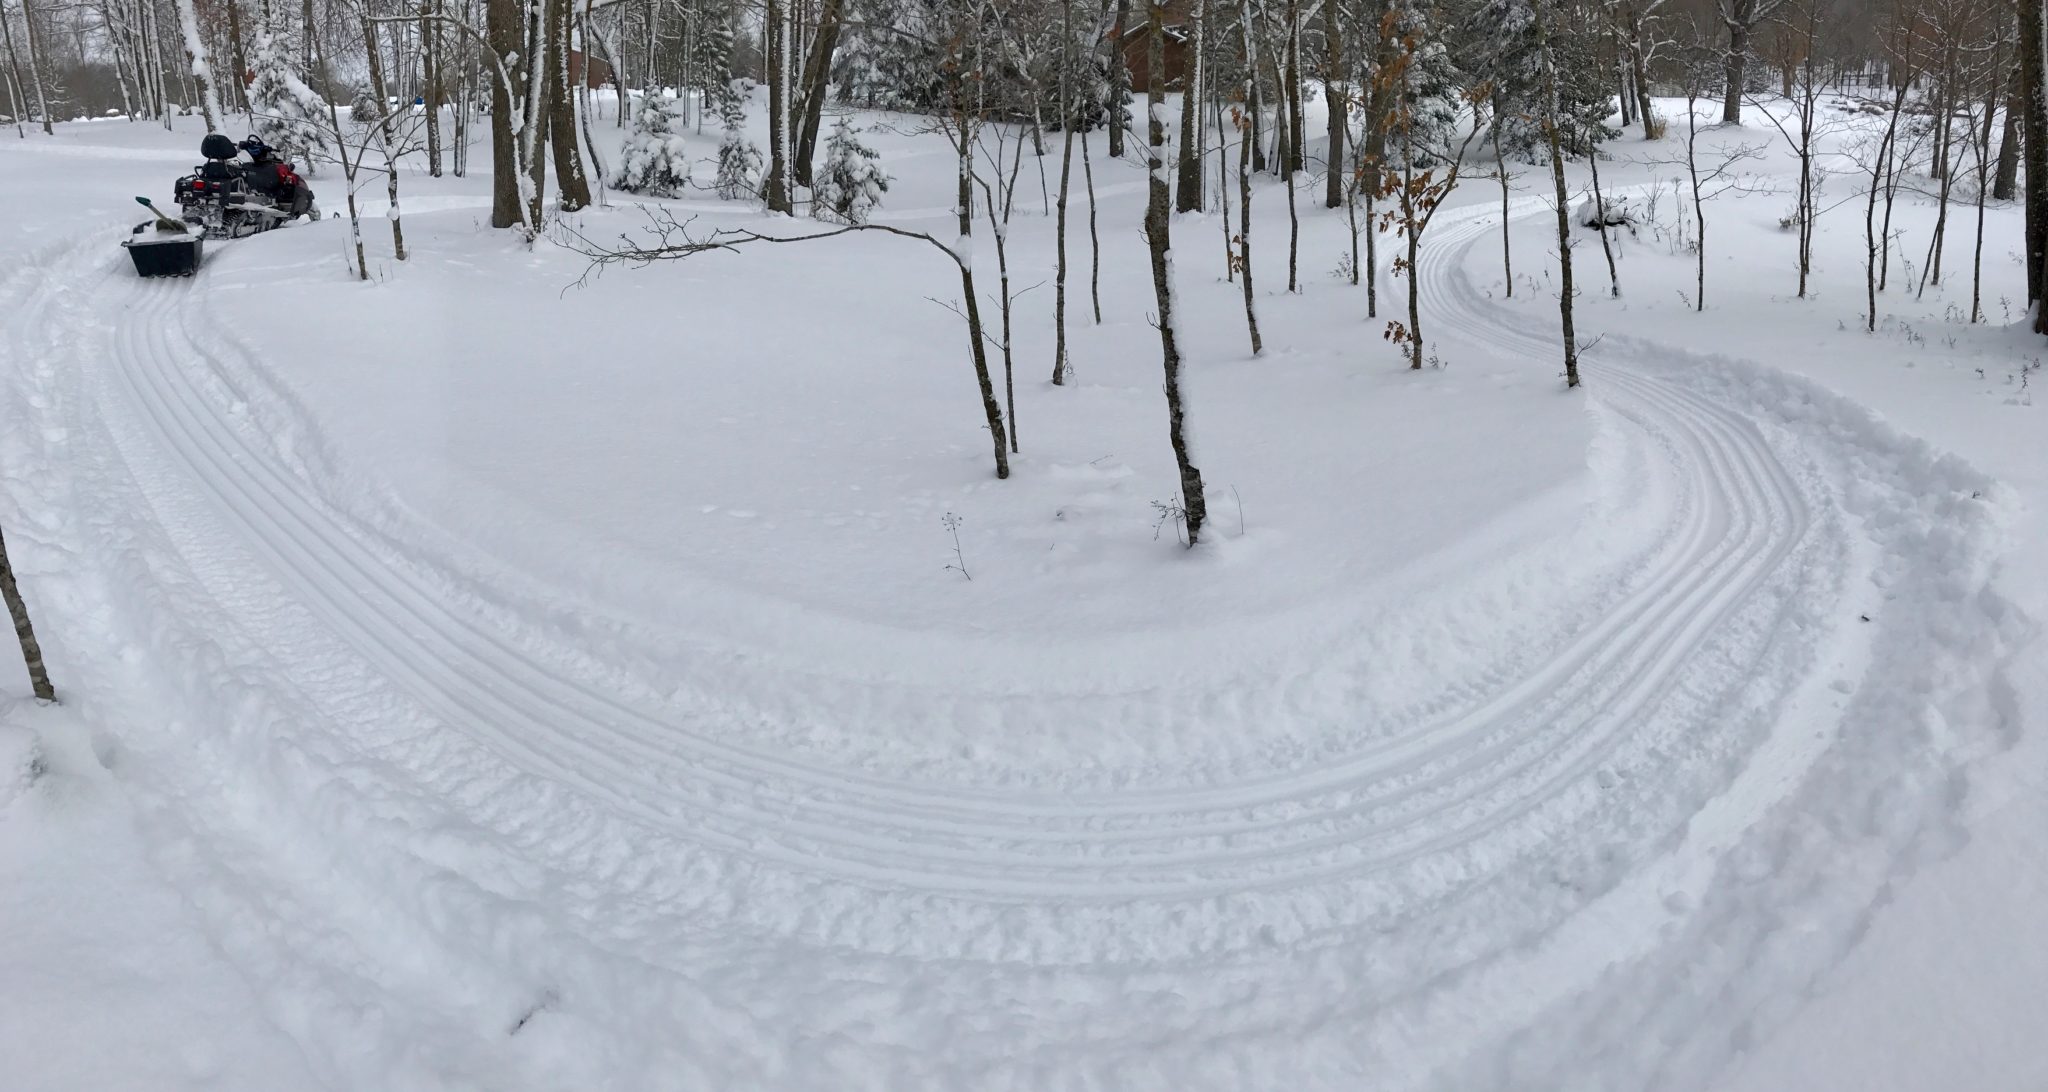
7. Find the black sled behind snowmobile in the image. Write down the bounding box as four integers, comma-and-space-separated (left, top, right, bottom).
122, 196, 203, 277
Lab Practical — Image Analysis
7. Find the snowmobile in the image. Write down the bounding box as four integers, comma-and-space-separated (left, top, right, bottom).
123, 133, 319, 277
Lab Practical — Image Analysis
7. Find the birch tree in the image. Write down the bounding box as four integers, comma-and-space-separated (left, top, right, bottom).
0, 524, 54, 703
1, 0, 34, 136
1053, 0, 1079, 384
1534, 0, 1579, 387
1234, 0, 1262, 352
1142, 0, 1208, 544
1175, 0, 1206, 211
175, 0, 224, 131
15, 0, 53, 133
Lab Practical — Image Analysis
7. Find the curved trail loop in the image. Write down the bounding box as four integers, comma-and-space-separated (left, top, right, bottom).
0, 182, 2018, 1090
101, 242, 1826, 909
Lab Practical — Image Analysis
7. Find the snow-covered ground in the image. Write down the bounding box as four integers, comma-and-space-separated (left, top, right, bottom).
0, 92, 2041, 1090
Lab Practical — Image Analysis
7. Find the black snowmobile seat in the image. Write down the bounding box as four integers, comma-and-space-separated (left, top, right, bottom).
243, 162, 288, 195
200, 159, 238, 182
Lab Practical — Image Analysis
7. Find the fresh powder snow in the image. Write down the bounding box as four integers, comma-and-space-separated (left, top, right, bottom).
0, 62, 2043, 1092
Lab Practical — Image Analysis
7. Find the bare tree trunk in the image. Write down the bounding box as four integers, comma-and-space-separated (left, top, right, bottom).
362, 14, 407, 259
175, 0, 224, 130
1401, 145, 1422, 367
0, 3, 30, 138
1589, 146, 1617, 296
1285, 145, 1299, 290
1865, 81, 1905, 331
1919, 145, 1952, 296
225, 0, 249, 115
0, 525, 55, 703
1539, 0, 1580, 387
523, 0, 551, 226
575, 3, 605, 191
1176, 0, 1205, 211
489, 0, 525, 226
1216, 94, 1232, 276
317, 34, 370, 279
139, 0, 163, 127
948, 43, 1010, 478
1970, 59, 1995, 323
1722, 15, 1747, 125
764, 0, 793, 214
1053, 0, 1076, 385
1247, 25, 1265, 170
452, 33, 470, 175
2019, 0, 2046, 322
1915, 44, 1959, 299
1345, 168, 1360, 283
957, 263, 1011, 478
1626, 7, 1655, 137
1612, 25, 1631, 127
1237, 0, 1262, 353
1993, 56, 2018, 200
1322, 0, 1343, 207
424, 0, 443, 175
1283, 0, 1303, 173
1496, 122, 1512, 295
106, 0, 138, 122
1083, 125, 1102, 323
107, 0, 136, 118
1971, 139, 1988, 322
1364, 155, 1377, 315
791, 0, 842, 187
548, 0, 590, 210
21, 0, 54, 133
1108, 0, 1128, 157
1880, 140, 1899, 290
980, 137, 1023, 452
1144, 0, 1207, 545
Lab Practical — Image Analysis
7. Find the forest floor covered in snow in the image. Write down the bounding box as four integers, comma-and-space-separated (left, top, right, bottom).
1, 92, 2043, 1090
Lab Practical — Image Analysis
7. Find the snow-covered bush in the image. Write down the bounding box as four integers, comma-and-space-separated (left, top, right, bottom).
611, 97, 690, 197
246, 32, 331, 174
714, 99, 763, 201
811, 117, 889, 225
1575, 195, 1635, 229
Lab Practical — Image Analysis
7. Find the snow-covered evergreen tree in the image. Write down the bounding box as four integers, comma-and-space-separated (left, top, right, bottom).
812, 116, 890, 223
1456, 0, 1612, 159
1382, 0, 1465, 163
832, 0, 943, 111
714, 98, 764, 200
688, 8, 737, 116
246, 32, 331, 175
612, 96, 692, 197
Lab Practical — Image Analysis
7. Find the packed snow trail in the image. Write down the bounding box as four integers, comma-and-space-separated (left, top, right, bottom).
0, 186, 2022, 1087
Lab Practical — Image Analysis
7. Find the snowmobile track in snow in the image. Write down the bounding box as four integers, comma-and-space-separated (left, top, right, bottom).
0, 188, 2021, 1089
86, 237, 1835, 907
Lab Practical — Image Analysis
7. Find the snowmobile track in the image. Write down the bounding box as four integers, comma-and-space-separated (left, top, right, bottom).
0, 181, 2018, 1089
87, 223, 1833, 917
